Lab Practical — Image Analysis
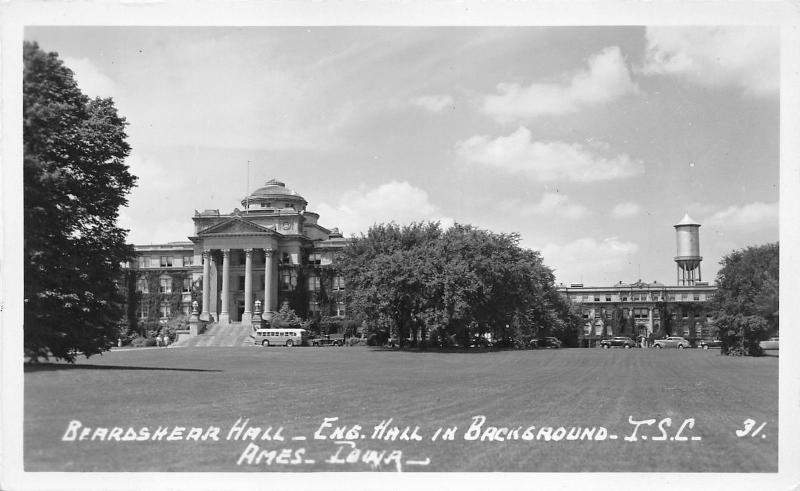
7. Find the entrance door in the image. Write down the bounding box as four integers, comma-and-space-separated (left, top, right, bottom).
236, 300, 245, 322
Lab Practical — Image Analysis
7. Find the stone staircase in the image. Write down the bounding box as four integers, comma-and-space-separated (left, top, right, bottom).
173, 322, 256, 348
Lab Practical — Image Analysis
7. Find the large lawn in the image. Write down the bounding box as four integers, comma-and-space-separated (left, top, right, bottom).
24, 346, 778, 472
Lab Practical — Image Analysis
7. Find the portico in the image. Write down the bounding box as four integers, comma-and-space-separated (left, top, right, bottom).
188, 179, 346, 326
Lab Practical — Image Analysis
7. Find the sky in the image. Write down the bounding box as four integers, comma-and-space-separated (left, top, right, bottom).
25, 26, 780, 286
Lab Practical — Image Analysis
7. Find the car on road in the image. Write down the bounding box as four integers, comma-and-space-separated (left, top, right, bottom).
699, 339, 723, 350
652, 336, 691, 349
759, 337, 779, 351
310, 334, 345, 347
469, 336, 493, 349
600, 336, 637, 349
535, 337, 563, 349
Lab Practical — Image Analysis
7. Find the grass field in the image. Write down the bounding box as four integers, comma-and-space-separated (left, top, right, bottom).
24, 346, 778, 472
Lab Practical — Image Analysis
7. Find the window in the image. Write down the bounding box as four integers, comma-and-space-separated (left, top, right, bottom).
138, 256, 149, 268
238, 276, 245, 291
183, 278, 192, 293
308, 301, 320, 313
621, 296, 628, 302
307, 274, 320, 292
623, 308, 629, 318
581, 295, 588, 302
682, 308, 688, 319
333, 276, 345, 291
160, 303, 171, 318
159, 276, 173, 294
139, 304, 149, 319
307, 253, 321, 265
693, 294, 700, 301
605, 296, 612, 302
136, 277, 149, 294
668, 295, 676, 301
593, 297, 600, 302
633, 308, 648, 319
160, 256, 173, 267
336, 302, 346, 317
281, 253, 291, 264
681, 293, 688, 301
632, 296, 640, 302
183, 255, 193, 266
582, 310, 590, 320
281, 270, 297, 290
594, 312, 601, 319
182, 305, 190, 316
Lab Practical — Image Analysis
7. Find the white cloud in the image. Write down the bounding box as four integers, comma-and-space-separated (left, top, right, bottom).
704, 202, 778, 231
316, 181, 455, 236
505, 193, 588, 219
61, 56, 118, 98
612, 202, 641, 218
482, 46, 637, 122
412, 94, 455, 112
455, 127, 644, 182
539, 237, 640, 285
641, 27, 779, 96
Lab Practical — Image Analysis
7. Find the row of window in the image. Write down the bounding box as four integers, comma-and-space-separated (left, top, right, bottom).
137, 274, 346, 295
308, 301, 346, 317
579, 293, 705, 302
137, 255, 194, 268
137, 277, 193, 294
136, 252, 334, 269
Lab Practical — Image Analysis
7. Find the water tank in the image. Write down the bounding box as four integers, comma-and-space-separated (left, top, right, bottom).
674, 213, 701, 259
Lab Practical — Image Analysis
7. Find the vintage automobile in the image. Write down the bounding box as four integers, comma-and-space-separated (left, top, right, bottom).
309, 333, 345, 347
652, 336, 691, 349
759, 337, 779, 351
599, 336, 637, 349
698, 339, 723, 350
535, 337, 563, 349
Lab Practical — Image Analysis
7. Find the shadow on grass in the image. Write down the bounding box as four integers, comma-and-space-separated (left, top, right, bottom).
24, 363, 223, 373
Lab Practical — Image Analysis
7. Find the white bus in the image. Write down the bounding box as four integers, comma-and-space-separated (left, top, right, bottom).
254, 328, 307, 347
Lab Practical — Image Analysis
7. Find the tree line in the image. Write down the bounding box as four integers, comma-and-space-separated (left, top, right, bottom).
336, 222, 581, 348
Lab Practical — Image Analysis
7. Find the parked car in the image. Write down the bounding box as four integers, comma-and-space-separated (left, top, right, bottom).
652, 336, 691, 349
536, 337, 563, 349
699, 339, 723, 350
310, 334, 345, 347
469, 336, 493, 349
759, 337, 779, 351
600, 336, 636, 349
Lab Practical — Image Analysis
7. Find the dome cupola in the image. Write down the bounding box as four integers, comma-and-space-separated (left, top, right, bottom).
241, 178, 308, 211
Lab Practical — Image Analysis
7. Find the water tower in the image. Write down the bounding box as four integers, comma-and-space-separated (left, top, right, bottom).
674, 213, 702, 285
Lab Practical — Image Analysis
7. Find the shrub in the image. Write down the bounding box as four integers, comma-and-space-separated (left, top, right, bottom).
130, 336, 157, 347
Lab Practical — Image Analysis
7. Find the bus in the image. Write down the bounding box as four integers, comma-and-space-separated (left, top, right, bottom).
254, 328, 307, 347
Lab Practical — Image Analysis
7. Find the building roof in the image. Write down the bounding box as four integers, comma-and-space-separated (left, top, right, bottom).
674, 213, 701, 227
249, 179, 304, 199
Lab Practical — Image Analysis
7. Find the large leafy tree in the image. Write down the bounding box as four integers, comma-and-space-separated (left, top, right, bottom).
338, 221, 578, 347
24, 42, 137, 362
711, 243, 779, 355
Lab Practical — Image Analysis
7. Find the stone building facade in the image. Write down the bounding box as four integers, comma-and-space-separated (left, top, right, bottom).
125, 179, 349, 331
557, 214, 718, 347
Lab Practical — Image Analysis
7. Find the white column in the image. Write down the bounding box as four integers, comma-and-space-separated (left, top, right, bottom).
264, 249, 275, 319
201, 250, 211, 321
244, 248, 253, 325
219, 249, 231, 324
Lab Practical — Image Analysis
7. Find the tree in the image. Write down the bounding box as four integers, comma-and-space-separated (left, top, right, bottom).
24, 42, 137, 362
338, 221, 574, 348
711, 243, 779, 356
270, 301, 304, 330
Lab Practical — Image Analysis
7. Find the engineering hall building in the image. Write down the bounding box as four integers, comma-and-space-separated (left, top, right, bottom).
123, 179, 717, 346
557, 214, 718, 347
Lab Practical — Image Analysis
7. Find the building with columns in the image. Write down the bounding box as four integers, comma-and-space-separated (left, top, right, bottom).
557, 214, 718, 347
124, 179, 349, 332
